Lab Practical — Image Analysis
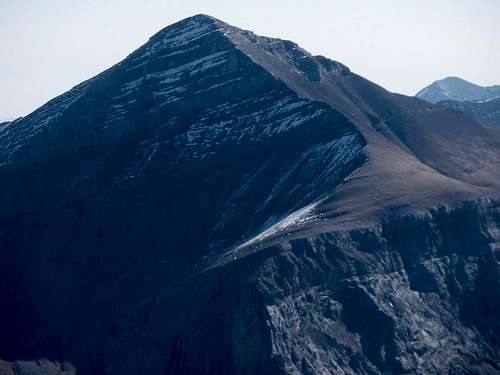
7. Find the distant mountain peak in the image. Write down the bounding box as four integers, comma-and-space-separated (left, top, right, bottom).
417, 76, 500, 103
441, 76, 466, 82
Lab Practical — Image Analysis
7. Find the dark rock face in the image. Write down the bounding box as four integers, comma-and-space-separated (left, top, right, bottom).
105, 200, 500, 375
416, 76, 500, 103
437, 97, 500, 126
0, 359, 75, 375
0, 14, 499, 375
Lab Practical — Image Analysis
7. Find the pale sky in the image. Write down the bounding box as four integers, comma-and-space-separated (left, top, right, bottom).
1, 0, 500, 120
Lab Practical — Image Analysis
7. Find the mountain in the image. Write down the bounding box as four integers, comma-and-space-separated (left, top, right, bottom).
1, 15, 499, 375
417, 77, 500, 126
416, 76, 500, 103
437, 97, 500, 126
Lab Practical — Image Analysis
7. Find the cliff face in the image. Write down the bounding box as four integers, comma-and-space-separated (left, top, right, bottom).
105, 199, 500, 375
0, 15, 499, 375
0, 359, 75, 375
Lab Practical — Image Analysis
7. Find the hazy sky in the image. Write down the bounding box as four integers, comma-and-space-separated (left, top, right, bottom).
1, 0, 500, 120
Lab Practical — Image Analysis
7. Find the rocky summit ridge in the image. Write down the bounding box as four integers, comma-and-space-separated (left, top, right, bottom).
0, 14, 499, 375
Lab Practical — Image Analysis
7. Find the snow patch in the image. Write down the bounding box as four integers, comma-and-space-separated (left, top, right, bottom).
235, 200, 322, 250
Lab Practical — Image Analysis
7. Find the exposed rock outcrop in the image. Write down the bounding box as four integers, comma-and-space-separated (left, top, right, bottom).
106, 199, 500, 375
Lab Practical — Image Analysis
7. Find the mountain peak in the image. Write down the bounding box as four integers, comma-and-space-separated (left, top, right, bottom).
417, 76, 500, 103
441, 76, 466, 82
146, 14, 351, 83
190, 13, 220, 20
172, 13, 227, 28
145, 13, 225, 48
167, 13, 223, 26
2, 15, 500, 375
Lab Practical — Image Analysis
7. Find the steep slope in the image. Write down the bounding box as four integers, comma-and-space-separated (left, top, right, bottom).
0, 14, 499, 375
438, 97, 500, 126
416, 76, 500, 103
